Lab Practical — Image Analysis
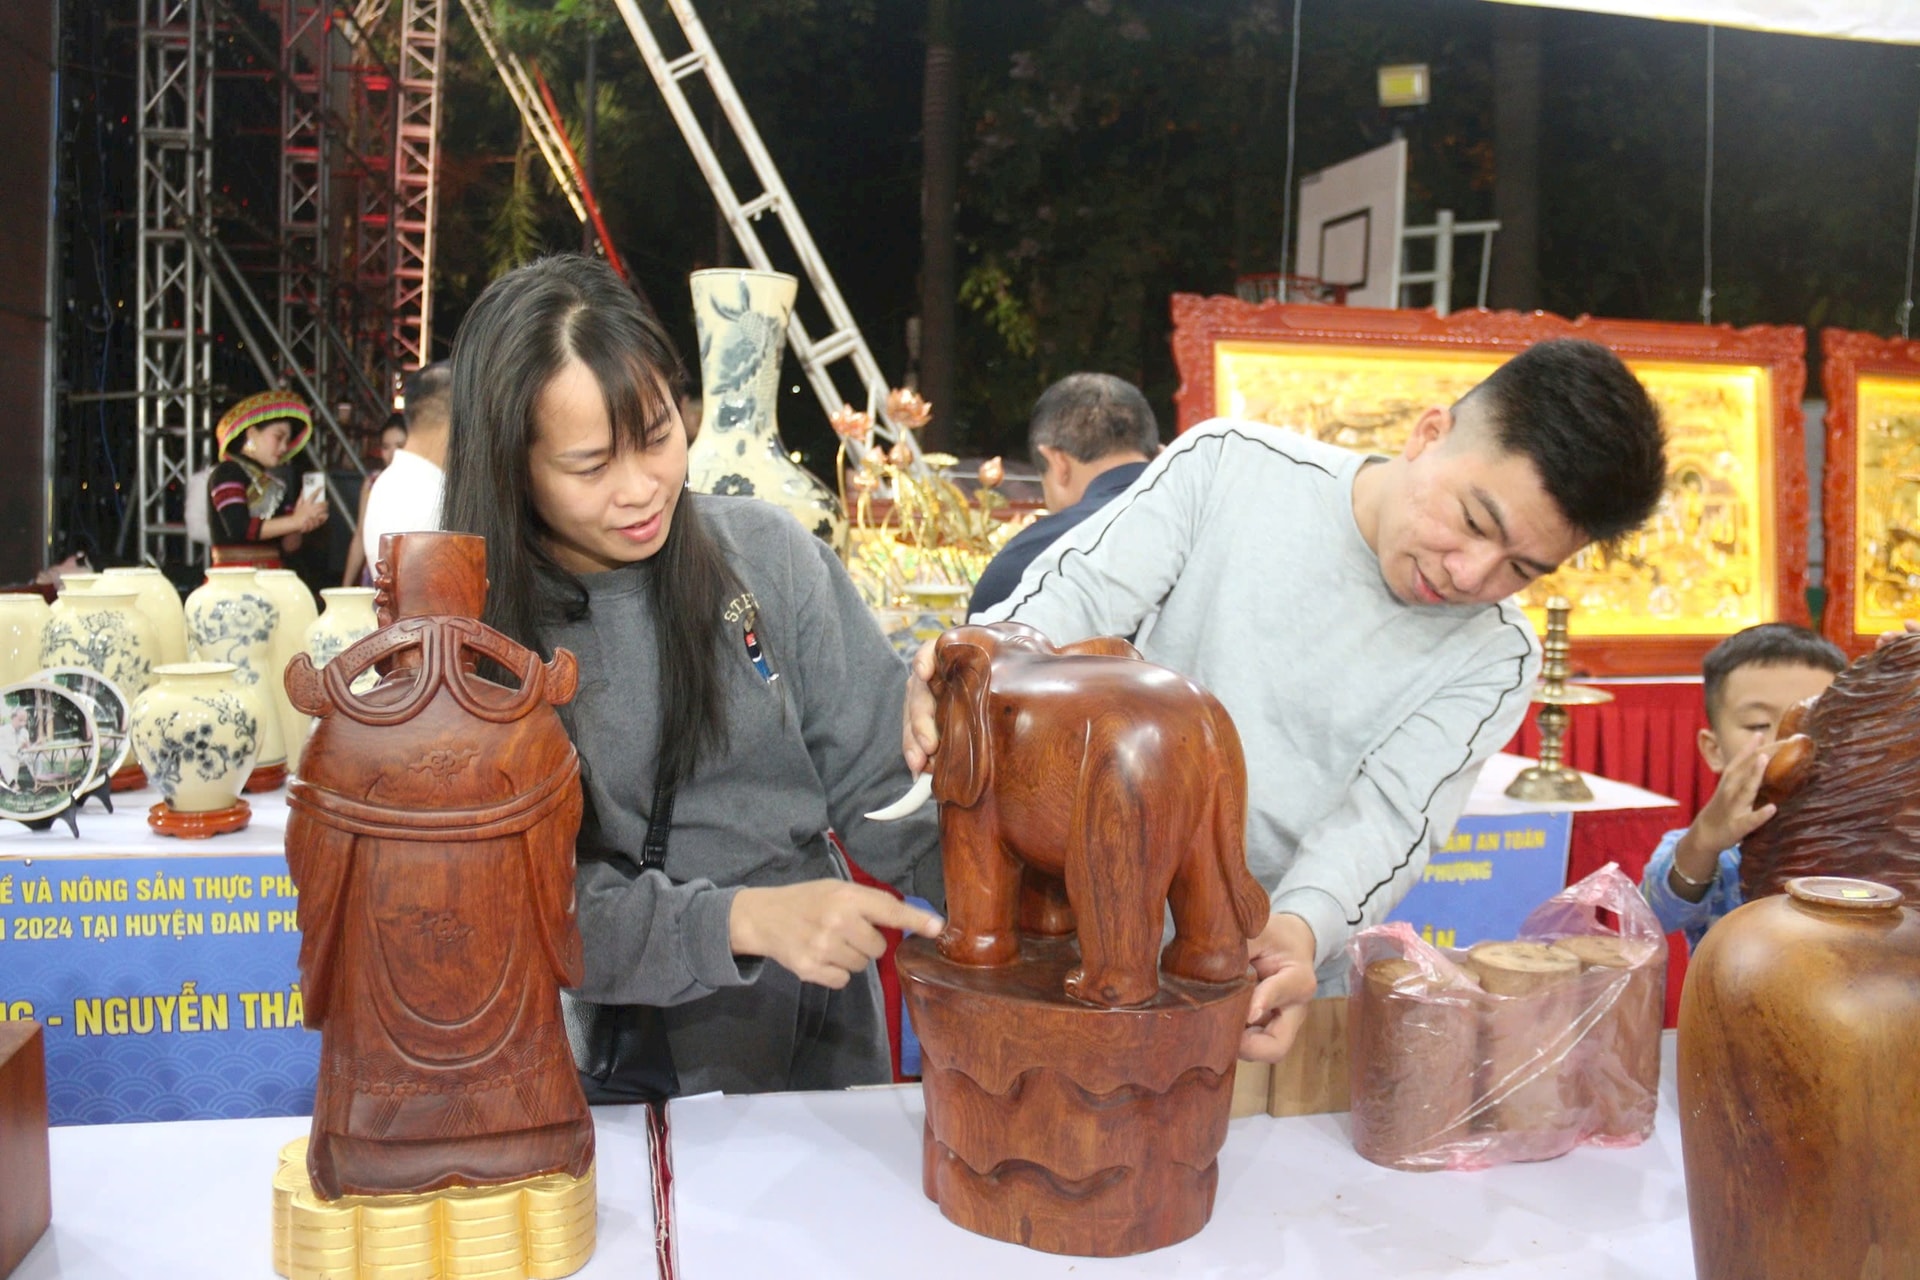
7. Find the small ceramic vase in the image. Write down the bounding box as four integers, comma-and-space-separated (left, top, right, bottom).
103, 566, 190, 666
129, 661, 258, 836
184, 567, 287, 789
254, 569, 319, 773
307, 587, 380, 695
37, 585, 160, 700
0, 594, 51, 685
686, 268, 845, 544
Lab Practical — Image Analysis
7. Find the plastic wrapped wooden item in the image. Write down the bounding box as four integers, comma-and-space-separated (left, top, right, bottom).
1744, 632, 1920, 902
1679, 876, 1920, 1279
0, 1020, 51, 1279
282, 532, 594, 1200
896, 622, 1266, 1256
1345, 864, 1667, 1172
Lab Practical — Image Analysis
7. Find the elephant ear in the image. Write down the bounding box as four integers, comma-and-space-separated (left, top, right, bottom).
933, 641, 992, 808
1058, 635, 1141, 661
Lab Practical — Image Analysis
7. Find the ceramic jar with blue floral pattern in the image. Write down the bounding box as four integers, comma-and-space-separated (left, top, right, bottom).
184, 567, 287, 781
38, 585, 160, 698
129, 661, 259, 814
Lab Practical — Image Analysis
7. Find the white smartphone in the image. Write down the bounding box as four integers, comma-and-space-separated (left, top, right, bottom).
299, 472, 327, 504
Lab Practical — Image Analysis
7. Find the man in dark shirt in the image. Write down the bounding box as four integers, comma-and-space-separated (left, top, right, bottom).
968, 373, 1160, 617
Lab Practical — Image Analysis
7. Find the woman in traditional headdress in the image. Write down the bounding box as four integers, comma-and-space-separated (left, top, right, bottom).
204, 390, 330, 567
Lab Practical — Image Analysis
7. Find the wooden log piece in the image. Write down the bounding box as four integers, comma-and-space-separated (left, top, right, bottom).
1557, 935, 1664, 1141
0, 1021, 52, 1279
902, 935, 1249, 1257
1266, 995, 1350, 1117
1347, 959, 1481, 1171
1468, 941, 1585, 1156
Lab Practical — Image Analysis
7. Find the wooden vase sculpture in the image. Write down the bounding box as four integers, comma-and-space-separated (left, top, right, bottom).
1743, 632, 1920, 901
278, 531, 595, 1277
1678, 877, 1920, 1279
887, 622, 1266, 1256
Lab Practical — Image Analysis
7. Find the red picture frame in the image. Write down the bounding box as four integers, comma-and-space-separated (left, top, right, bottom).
1168, 295, 1810, 676
1818, 327, 1920, 657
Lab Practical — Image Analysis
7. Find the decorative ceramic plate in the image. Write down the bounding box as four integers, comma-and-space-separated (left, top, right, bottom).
33, 666, 131, 785
0, 681, 100, 823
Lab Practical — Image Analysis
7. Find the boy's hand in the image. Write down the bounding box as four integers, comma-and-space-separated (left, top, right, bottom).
1672, 738, 1776, 897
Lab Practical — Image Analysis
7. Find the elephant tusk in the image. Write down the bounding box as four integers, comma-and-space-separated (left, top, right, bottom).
865, 771, 934, 821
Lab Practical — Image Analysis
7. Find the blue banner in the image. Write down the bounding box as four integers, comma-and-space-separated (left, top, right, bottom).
1387, 811, 1574, 950
0, 854, 314, 1125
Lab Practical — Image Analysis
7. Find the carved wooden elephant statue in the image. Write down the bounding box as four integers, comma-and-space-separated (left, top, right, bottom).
880, 621, 1269, 1009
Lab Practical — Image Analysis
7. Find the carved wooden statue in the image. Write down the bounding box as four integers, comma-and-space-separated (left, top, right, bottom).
1744, 632, 1920, 902
890, 622, 1264, 1256
283, 532, 593, 1200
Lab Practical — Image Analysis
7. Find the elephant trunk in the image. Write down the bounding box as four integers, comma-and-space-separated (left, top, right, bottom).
866, 771, 934, 821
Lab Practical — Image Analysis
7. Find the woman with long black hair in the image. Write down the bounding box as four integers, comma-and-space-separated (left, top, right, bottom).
442, 254, 943, 1095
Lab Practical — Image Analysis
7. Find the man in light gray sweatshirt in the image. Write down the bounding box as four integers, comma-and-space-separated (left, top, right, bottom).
903, 338, 1667, 1063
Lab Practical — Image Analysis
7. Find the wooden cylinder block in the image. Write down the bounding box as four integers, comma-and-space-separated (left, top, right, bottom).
1348, 959, 1481, 1171
900, 935, 1250, 1257
1557, 935, 1663, 1141
0, 1021, 51, 1280
1469, 941, 1584, 1157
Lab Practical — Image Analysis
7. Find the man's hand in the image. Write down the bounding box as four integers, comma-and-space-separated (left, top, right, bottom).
1240, 912, 1320, 1062
729, 880, 943, 988
1876, 619, 1920, 649
902, 637, 940, 775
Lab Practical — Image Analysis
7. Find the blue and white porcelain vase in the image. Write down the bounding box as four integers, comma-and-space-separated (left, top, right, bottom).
686, 268, 845, 545
129, 662, 259, 813
0, 594, 50, 685
184, 567, 287, 775
253, 569, 318, 772
37, 585, 159, 699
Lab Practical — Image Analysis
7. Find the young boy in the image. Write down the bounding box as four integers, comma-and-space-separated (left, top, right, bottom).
1641, 623, 1848, 945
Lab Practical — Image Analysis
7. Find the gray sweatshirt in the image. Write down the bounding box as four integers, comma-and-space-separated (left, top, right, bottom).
977, 421, 1541, 978
541, 496, 941, 1090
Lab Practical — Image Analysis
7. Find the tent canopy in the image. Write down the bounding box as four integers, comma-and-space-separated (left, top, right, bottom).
1485, 0, 1920, 45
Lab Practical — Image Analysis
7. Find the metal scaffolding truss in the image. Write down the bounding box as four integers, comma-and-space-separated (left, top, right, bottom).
392, 0, 446, 368
136, 0, 215, 566
279, 0, 332, 411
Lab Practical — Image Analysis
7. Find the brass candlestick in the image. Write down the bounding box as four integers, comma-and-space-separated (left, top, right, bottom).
1506, 596, 1613, 803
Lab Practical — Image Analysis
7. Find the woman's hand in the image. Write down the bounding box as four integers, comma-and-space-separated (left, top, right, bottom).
292, 493, 329, 533
729, 880, 943, 988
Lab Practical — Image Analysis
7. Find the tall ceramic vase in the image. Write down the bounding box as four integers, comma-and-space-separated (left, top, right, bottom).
103, 566, 190, 666
0, 594, 51, 685
686, 268, 845, 545
129, 661, 258, 836
184, 567, 288, 790
254, 569, 319, 773
307, 587, 379, 664
37, 585, 160, 701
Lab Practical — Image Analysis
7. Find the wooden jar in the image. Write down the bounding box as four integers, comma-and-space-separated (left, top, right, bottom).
1679, 877, 1920, 1279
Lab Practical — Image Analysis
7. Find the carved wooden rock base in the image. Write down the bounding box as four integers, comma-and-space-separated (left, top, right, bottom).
900, 935, 1250, 1257
270, 1138, 595, 1280
147, 799, 252, 839
110, 762, 147, 792
244, 761, 288, 793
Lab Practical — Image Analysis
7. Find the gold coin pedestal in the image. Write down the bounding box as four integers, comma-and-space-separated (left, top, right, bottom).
1506, 596, 1614, 804
271, 1139, 596, 1280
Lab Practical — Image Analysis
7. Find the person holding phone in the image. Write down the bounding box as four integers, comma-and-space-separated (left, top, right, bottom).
205, 389, 330, 568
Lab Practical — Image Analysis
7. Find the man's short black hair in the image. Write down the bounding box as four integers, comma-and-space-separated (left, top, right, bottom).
403, 361, 452, 427
1701, 622, 1847, 725
1459, 338, 1667, 545
1027, 372, 1161, 467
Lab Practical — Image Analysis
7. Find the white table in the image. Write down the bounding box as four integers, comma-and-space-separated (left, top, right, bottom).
1468, 751, 1678, 816
0, 785, 288, 860
17, 1036, 1693, 1279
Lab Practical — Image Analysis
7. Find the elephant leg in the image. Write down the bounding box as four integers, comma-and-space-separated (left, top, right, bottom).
1016, 866, 1075, 938
1161, 841, 1255, 985
1060, 756, 1163, 1008
936, 807, 1022, 968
